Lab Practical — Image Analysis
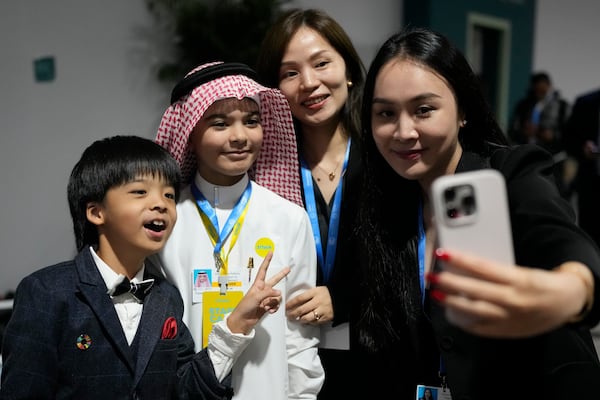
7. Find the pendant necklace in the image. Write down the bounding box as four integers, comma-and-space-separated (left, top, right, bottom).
315, 159, 341, 182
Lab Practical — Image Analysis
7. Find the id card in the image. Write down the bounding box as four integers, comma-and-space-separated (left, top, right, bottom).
415, 385, 452, 400
201, 290, 243, 347
192, 269, 213, 303
211, 272, 242, 288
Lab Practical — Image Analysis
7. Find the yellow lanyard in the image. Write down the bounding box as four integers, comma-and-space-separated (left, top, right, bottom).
192, 181, 252, 276
199, 203, 249, 275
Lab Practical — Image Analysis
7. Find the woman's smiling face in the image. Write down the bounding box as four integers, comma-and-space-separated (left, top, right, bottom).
277, 26, 349, 130
371, 58, 464, 189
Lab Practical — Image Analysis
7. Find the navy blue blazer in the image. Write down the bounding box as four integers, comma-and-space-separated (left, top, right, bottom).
0, 248, 232, 400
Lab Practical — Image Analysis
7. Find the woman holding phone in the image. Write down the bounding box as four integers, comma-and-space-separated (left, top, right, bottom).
355, 27, 600, 400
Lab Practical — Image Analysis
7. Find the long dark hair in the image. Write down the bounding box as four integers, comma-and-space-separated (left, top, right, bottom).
356, 27, 508, 352
255, 8, 365, 141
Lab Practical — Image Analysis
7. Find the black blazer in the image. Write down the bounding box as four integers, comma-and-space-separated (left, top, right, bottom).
564, 88, 600, 178
430, 144, 600, 400
0, 248, 232, 400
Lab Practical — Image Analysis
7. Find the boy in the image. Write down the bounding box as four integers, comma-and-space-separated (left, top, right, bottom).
154, 62, 324, 399
0, 135, 287, 399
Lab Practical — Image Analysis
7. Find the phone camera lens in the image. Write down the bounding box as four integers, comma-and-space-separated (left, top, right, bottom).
462, 195, 476, 215
447, 208, 458, 218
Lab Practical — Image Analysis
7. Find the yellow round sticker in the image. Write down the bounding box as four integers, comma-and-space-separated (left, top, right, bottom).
255, 237, 275, 257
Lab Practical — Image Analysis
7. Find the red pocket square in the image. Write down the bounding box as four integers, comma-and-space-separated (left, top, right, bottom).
161, 317, 178, 339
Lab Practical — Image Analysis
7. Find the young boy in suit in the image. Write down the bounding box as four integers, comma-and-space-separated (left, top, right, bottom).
0, 135, 287, 399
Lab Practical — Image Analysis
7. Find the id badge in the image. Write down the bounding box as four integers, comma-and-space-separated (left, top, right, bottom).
201, 290, 243, 347
211, 272, 243, 289
192, 269, 213, 303
415, 384, 452, 400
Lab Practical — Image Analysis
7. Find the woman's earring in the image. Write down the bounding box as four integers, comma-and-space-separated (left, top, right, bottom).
460, 120, 467, 127
347, 80, 353, 88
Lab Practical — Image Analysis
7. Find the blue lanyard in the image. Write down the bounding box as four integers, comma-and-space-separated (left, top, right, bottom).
417, 202, 426, 305
191, 180, 252, 258
300, 138, 351, 283
418, 201, 447, 381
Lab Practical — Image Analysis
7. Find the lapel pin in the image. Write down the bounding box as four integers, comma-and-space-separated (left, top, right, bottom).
76, 334, 92, 350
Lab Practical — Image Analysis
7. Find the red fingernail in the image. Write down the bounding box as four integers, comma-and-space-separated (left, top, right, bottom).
435, 248, 450, 261
426, 272, 439, 284
430, 289, 446, 302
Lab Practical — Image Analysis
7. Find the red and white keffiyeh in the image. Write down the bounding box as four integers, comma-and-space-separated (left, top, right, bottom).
155, 61, 303, 207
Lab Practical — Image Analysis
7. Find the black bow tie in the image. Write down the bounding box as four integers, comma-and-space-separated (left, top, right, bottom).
108, 276, 155, 302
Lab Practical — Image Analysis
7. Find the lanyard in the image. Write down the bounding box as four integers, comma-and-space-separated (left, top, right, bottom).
418, 201, 447, 383
417, 202, 426, 305
300, 138, 351, 283
191, 181, 252, 275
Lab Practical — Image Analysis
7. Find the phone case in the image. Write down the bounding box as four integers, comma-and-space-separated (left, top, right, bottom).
430, 169, 514, 264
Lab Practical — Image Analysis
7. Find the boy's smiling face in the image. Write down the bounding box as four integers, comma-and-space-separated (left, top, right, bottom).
87, 174, 177, 268
190, 97, 263, 186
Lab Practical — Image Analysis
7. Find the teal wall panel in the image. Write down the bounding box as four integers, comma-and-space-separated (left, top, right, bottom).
403, 0, 536, 131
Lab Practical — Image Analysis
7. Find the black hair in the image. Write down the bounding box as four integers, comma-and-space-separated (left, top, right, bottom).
530, 71, 551, 86
67, 135, 181, 251
356, 27, 508, 352
361, 27, 507, 157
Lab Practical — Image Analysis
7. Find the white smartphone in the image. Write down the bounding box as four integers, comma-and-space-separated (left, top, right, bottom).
430, 169, 514, 264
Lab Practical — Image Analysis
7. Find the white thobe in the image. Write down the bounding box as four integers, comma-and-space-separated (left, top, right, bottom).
154, 173, 323, 400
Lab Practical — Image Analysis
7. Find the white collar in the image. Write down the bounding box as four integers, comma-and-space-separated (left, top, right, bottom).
193, 172, 249, 209
90, 247, 146, 292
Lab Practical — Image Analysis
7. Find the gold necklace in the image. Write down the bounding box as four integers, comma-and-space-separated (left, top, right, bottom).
315, 159, 341, 182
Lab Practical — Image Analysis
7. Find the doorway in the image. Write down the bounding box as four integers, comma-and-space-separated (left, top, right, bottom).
466, 13, 511, 131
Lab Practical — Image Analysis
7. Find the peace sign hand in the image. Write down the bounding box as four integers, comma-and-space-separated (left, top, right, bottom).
227, 252, 290, 334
